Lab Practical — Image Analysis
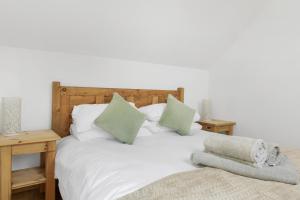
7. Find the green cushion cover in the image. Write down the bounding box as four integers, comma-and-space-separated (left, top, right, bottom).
95, 93, 146, 144
159, 95, 195, 135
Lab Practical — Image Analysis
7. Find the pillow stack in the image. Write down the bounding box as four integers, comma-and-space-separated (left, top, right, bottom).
70, 93, 201, 144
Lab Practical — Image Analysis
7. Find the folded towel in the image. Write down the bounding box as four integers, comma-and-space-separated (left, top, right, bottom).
266, 144, 287, 166
204, 134, 268, 167
191, 151, 300, 185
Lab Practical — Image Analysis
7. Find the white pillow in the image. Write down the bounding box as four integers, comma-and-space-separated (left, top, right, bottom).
144, 121, 202, 135
143, 121, 173, 133
138, 103, 166, 121
70, 124, 112, 141
139, 103, 201, 122
189, 123, 203, 135
72, 104, 109, 133
138, 127, 153, 137
70, 121, 152, 141
72, 103, 135, 133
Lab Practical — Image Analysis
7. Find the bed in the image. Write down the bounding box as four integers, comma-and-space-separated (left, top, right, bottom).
52, 82, 300, 200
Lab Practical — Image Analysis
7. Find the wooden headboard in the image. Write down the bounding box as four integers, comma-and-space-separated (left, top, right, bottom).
51, 81, 184, 138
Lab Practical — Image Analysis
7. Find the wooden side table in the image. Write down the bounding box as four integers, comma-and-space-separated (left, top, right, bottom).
0, 130, 60, 200
198, 119, 236, 135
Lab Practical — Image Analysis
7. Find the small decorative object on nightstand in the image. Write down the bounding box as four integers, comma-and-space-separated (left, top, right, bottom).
199, 119, 236, 135
1, 97, 22, 136
200, 99, 212, 120
0, 130, 60, 200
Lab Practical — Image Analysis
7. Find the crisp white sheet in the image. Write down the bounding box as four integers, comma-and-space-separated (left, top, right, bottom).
55, 130, 208, 200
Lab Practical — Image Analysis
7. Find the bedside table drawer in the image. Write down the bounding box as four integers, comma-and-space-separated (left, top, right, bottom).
203, 125, 231, 133
12, 143, 48, 155
202, 124, 214, 131
215, 126, 230, 133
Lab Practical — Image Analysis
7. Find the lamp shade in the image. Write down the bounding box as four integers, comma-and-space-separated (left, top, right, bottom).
201, 99, 211, 120
1, 97, 22, 135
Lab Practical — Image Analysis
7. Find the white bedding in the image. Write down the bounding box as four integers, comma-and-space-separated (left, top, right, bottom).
55, 130, 208, 200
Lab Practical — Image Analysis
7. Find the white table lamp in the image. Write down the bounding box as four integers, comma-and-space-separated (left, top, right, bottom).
1, 97, 22, 136
201, 99, 212, 120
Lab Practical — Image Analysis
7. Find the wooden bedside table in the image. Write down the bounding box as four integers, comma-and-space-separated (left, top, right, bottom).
0, 130, 60, 200
198, 119, 236, 135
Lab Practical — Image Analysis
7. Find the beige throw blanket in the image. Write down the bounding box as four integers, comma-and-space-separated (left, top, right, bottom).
204, 134, 268, 167
119, 149, 300, 200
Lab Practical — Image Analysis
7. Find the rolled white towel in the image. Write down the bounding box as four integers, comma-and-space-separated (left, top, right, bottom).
266, 144, 287, 166
204, 134, 268, 168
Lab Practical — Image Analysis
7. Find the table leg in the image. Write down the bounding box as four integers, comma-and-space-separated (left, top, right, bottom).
45, 142, 56, 200
40, 152, 46, 194
0, 146, 12, 200
227, 126, 233, 135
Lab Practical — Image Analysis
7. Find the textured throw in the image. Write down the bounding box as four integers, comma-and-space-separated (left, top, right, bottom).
204, 134, 268, 167
119, 149, 300, 200
191, 151, 299, 184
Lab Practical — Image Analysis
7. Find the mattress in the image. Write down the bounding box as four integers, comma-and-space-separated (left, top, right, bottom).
55, 129, 208, 200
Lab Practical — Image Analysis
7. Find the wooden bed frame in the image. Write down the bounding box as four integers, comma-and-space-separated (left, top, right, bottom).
51, 81, 184, 138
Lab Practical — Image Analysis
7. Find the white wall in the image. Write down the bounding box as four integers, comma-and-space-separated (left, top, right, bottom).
210, 0, 300, 147
0, 0, 264, 68
0, 46, 209, 169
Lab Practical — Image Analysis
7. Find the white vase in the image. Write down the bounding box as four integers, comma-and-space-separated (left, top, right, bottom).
1, 97, 22, 136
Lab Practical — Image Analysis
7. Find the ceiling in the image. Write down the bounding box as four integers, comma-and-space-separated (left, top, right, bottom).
0, 0, 264, 68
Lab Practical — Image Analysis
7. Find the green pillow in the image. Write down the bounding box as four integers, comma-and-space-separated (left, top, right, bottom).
94, 93, 146, 144
159, 95, 195, 135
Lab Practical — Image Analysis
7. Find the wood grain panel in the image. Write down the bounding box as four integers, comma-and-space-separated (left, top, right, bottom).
70, 96, 96, 106
45, 142, 56, 200
12, 188, 41, 200
0, 130, 59, 147
60, 95, 71, 138
152, 96, 159, 104
51, 81, 184, 138
126, 96, 134, 102
12, 168, 46, 190
0, 146, 12, 200
51, 82, 61, 135
96, 96, 104, 104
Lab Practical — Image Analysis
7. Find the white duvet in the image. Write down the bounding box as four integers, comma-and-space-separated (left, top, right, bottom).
55, 130, 208, 200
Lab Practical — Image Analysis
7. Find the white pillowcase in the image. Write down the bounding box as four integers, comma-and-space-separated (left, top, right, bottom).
189, 123, 203, 135
72, 102, 136, 133
139, 127, 153, 137
144, 121, 202, 135
72, 104, 109, 133
143, 120, 173, 133
70, 124, 111, 141
138, 103, 166, 121
138, 103, 201, 122
70, 121, 153, 142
